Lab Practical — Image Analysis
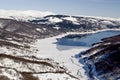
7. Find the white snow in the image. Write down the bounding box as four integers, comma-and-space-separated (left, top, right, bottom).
63, 16, 77, 22
48, 17, 63, 23
0, 68, 23, 80
87, 18, 98, 24
76, 14, 120, 21
0, 9, 54, 21
100, 20, 115, 25
63, 16, 79, 25
36, 28, 42, 32
33, 73, 77, 80
53, 26, 60, 30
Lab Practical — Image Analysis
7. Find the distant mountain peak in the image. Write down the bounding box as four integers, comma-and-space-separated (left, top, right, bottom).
0, 9, 120, 22
0, 9, 54, 20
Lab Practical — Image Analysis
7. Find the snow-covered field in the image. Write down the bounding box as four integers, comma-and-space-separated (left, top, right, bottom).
32, 34, 89, 80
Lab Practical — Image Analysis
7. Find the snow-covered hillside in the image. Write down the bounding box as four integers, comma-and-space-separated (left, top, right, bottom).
29, 15, 120, 33
0, 10, 119, 80
0, 10, 120, 33
78, 34, 120, 80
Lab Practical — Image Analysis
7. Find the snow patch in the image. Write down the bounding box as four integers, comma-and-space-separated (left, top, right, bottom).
36, 28, 42, 32
53, 26, 60, 30
63, 16, 77, 22
63, 16, 79, 25
33, 73, 77, 80
48, 17, 62, 23
101, 20, 115, 25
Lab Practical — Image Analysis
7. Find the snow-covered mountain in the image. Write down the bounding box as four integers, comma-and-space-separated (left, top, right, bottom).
0, 9, 54, 21
0, 10, 120, 80
0, 10, 120, 33
29, 15, 120, 32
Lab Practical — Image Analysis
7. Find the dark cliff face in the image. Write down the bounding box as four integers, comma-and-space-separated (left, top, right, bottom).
79, 35, 120, 80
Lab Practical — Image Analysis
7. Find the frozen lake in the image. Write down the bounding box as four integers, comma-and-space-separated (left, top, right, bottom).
57, 30, 120, 47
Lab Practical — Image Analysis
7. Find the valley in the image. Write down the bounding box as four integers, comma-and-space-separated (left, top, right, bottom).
0, 12, 119, 80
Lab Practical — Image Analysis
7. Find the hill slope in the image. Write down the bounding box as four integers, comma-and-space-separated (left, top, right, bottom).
79, 35, 120, 80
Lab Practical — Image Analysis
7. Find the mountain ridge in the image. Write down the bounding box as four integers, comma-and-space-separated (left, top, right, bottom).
0, 9, 119, 21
